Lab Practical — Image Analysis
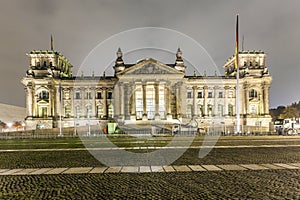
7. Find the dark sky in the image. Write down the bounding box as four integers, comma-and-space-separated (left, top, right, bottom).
0, 0, 299, 108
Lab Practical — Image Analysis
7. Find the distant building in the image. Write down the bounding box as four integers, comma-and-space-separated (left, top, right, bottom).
22, 47, 272, 132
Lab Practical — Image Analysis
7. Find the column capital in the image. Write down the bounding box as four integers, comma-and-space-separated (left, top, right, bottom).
224, 85, 230, 90
203, 85, 209, 90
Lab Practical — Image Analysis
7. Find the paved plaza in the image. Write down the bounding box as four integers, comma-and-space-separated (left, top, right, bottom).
0, 136, 300, 199
0, 162, 300, 175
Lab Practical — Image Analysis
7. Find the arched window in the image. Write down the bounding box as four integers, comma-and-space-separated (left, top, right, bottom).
249, 89, 258, 98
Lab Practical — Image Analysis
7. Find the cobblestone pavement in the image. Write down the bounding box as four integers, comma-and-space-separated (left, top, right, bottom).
1, 136, 300, 199
0, 170, 299, 199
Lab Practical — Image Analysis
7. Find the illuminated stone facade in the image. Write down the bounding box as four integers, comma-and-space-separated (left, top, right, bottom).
22, 48, 272, 132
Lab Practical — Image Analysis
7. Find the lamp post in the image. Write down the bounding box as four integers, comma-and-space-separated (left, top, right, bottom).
87, 107, 91, 136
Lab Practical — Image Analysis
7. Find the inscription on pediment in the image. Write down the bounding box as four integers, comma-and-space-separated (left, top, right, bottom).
128, 63, 176, 74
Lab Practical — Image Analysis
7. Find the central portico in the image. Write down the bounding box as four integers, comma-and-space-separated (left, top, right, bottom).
113, 57, 186, 123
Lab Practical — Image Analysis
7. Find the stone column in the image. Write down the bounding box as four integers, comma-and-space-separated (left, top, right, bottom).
70, 87, 74, 117
203, 86, 208, 116
165, 86, 172, 120
192, 86, 197, 116
180, 82, 187, 118
113, 83, 119, 118
130, 84, 136, 120
175, 85, 180, 118
124, 83, 131, 120
55, 85, 61, 117
224, 86, 229, 116
142, 84, 147, 120
154, 83, 160, 119
103, 89, 107, 118
48, 87, 52, 118
30, 88, 36, 117
244, 83, 249, 115
91, 87, 96, 118
25, 86, 33, 117
263, 83, 270, 115
213, 86, 218, 116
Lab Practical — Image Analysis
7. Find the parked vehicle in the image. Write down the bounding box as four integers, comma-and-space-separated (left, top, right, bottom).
274, 118, 300, 135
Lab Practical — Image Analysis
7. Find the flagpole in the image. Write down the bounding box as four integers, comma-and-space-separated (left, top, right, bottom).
59, 81, 63, 136
235, 14, 241, 134
51, 34, 54, 51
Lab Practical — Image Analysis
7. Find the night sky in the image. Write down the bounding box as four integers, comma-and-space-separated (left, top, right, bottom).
0, 0, 299, 108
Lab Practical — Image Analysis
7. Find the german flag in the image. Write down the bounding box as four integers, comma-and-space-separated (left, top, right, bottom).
235, 15, 239, 70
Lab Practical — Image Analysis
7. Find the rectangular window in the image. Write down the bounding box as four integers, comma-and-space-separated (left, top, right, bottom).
250, 105, 256, 114
218, 92, 223, 98
96, 92, 102, 99
65, 106, 71, 118
197, 92, 203, 98
40, 91, 49, 100
64, 91, 70, 100
228, 105, 233, 116
187, 92, 192, 98
75, 92, 81, 99
208, 92, 213, 98
107, 92, 113, 99
75, 106, 82, 118
85, 91, 91, 99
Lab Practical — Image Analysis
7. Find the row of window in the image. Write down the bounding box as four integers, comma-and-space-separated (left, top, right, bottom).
186, 103, 258, 118
37, 90, 113, 101
64, 104, 114, 118
73, 91, 113, 100
186, 104, 234, 118
187, 91, 229, 99
37, 88, 258, 101
187, 89, 258, 99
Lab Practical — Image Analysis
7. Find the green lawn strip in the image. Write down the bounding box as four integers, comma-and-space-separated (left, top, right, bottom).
0, 150, 105, 168
1, 136, 300, 150
0, 138, 85, 149
172, 146, 300, 165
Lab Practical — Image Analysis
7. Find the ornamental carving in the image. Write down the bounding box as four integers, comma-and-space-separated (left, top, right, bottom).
128, 63, 175, 74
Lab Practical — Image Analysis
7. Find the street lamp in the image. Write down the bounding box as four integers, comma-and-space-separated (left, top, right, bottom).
87, 107, 91, 136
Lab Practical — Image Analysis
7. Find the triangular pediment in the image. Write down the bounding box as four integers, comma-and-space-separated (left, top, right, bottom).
119, 58, 183, 76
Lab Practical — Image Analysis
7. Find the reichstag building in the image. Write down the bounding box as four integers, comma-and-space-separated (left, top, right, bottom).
22, 47, 272, 132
